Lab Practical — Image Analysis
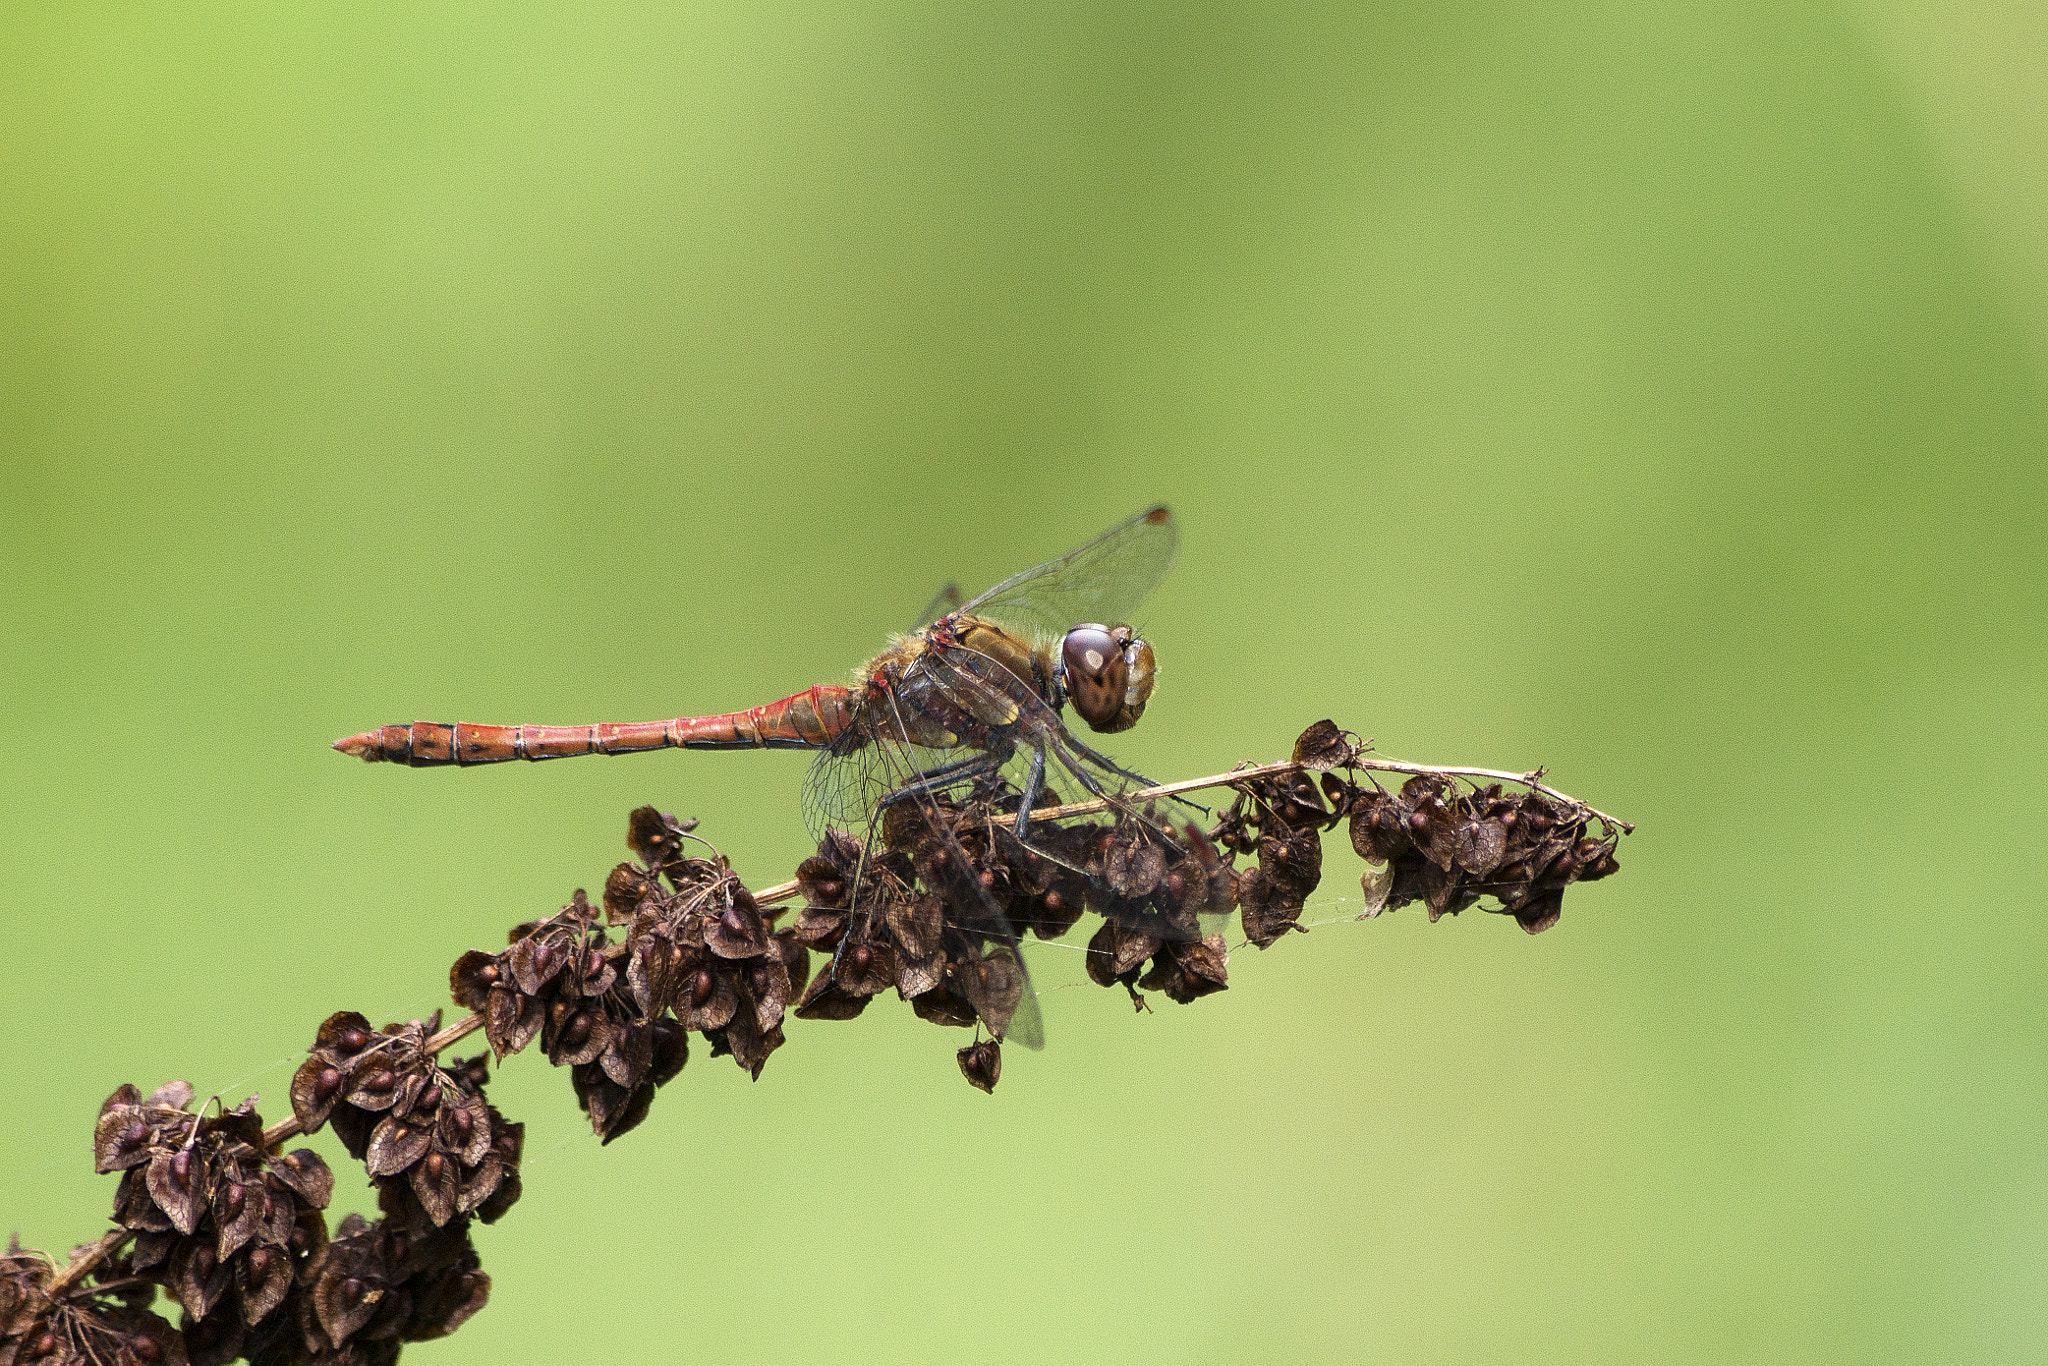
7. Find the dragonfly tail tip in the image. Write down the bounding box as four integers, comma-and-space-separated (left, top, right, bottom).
333, 730, 381, 760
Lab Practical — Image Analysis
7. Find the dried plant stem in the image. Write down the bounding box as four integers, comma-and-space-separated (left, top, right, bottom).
43, 1229, 125, 1299
749, 755, 1629, 904
1038, 756, 1634, 832
1347, 758, 1635, 834
40, 1017, 498, 1299
1032, 759, 1302, 820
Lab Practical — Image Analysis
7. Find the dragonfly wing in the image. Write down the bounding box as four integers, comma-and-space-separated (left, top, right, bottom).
958, 505, 1178, 640
804, 679, 1049, 1050
800, 730, 964, 839
909, 581, 965, 631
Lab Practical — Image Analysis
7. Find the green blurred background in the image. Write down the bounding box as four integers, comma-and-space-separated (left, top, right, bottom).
4, 3, 2044, 1361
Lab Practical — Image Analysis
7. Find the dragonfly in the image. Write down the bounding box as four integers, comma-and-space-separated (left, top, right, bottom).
336, 505, 1182, 1049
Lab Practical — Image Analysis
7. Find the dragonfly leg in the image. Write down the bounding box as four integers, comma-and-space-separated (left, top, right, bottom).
1039, 737, 1184, 843
1004, 737, 1116, 844
1061, 734, 1211, 819
1012, 746, 1048, 839
874, 750, 1006, 811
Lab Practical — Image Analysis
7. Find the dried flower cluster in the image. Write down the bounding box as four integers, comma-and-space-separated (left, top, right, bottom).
297, 1207, 487, 1362
2, 1239, 181, 1366
1287, 721, 1623, 934
89, 1081, 332, 1364
446, 805, 803, 1143
288, 1018, 520, 1231
7, 720, 1626, 1364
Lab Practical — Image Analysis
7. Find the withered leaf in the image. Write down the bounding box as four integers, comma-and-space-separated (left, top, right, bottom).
1454, 819, 1508, 876
508, 935, 572, 997
957, 1040, 1002, 1094
456, 1155, 504, 1216
1257, 825, 1323, 899
648, 1022, 688, 1088
266, 1150, 334, 1210
440, 1093, 492, 1169
774, 928, 811, 1004
543, 1002, 612, 1068
627, 936, 683, 1018
909, 985, 978, 1028
716, 1009, 783, 1078
626, 804, 681, 865
170, 1239, 231, 1320
704, 899, 770, 959
365, 1114, 433, 1178
1292, 719, 1357, 770
288, 1056, 347, 1134
341, 1058, 410, 1114
408, 1268, 491, 1342
835, 940, 896, 999
680, 965, 740, 1032
98, 1082, 143, 1117
408, 1153, 460, 1227
311, 1012, 375, 1060
1419, 862, 1475, 922
603, 861, 657, 921
483, 986, 543, 1059
238, 1242, 295, 1325
211, 1179, 265, 1261
1238, 869, 1306, 949
146, 1080, 196, 1111
93, 1107, 155, 1175
600, 1020, 655, 1090
952, 946, 1025, 1040
794, 853, 852, 909
1358, 859, 1394, 918
1139, 934, 1230, 1004
145, 1149, 210, 1236
447, 950, 500, 1011
118, 1169, 172, 1234
894, 949, 943, 999
793, 971, 869, 1022
1514, 887, 1564, 933
885, 893, 946, 962
309, 1256, 380, 1347
1104, 837, 1165, 898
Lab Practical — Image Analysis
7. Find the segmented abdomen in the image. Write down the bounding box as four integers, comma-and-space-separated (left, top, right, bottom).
333, 685, 856, 766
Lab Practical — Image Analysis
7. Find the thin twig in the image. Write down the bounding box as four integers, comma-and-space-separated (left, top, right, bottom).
753, 754, 1630, 909
43, 1229, 125, 1299
1351, 758, 1635, 834
1037, 757, 1634, 833
1030, 760, 1300, 822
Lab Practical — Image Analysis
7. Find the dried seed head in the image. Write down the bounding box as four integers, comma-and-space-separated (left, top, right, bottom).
303, 1215, 488, 1355
1138, 934, 1231, 1004
957, 1040, 1002, 1094
89, 1087, 335, 1355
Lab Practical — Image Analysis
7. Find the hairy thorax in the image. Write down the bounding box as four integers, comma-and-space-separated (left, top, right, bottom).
851, 615, 1057, 755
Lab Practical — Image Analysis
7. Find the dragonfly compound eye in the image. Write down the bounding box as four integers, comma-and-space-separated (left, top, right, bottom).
1062, 623, 1130, 732
1112, 635, 1156, 733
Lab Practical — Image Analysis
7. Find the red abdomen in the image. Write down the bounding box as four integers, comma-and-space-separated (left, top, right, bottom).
333, 685, 856, 766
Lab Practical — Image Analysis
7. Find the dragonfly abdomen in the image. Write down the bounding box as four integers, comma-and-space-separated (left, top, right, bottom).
333, 686, 856, 766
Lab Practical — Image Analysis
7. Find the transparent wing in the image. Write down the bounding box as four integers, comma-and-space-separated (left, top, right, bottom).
909, 582, 965, 632
799, 674, 1049, 1050
802, 736, 937, 840
958, 505, 1178, 639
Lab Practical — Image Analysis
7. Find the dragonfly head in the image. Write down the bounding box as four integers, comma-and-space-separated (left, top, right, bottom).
1059, 623, 1157, 734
